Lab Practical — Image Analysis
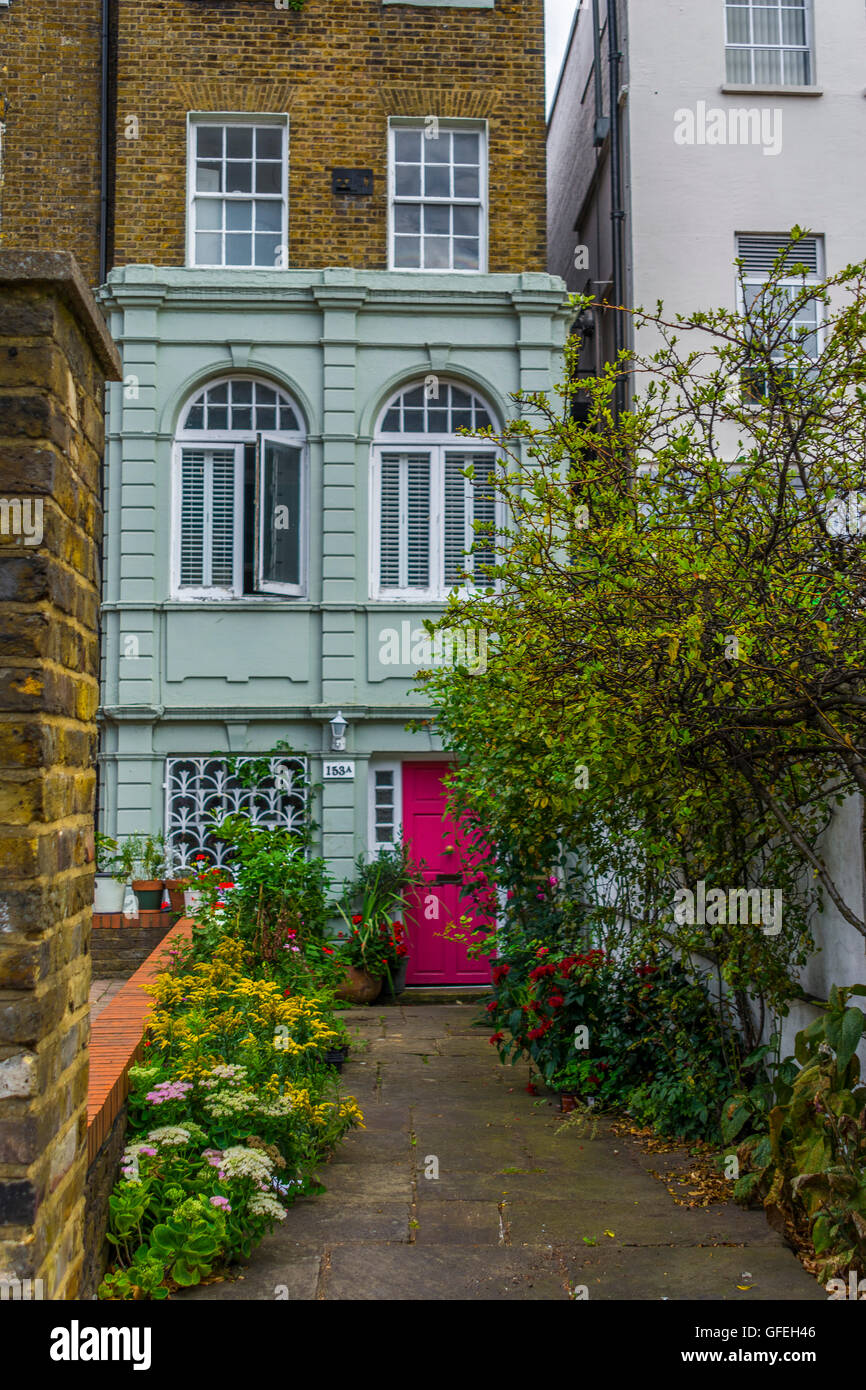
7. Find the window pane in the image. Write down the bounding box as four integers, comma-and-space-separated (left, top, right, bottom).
453, 132, 479, 164
781, 6, 806, 44
209, 383, 229, 403
255, 200, 282, 231
404, 388, 424, 407
453, 239, 479, 270
451, 387, 471, 409
196, 163, 222, 193
226, 127, 253, 159
424, 238, 451, 269
255, 161, 282, 194
395, 129, 421, 162
403, 409, 424, 432
232, 407, 252, 430
726, 48, 752, 82
453, 166, 480, 198
226, 162, 252, 193
783, 48, 809, 83
254, 235, 280, 267
395, 165, 422, 197
424, 133, 450, 163
260, 441, 301, 589
185, 404, 205, 430
257, 406, 277, 431
453, 205, 479, 237
225, 234, 253, 265
753, 47, 781, 82
424, 204, 450, 235
394, 204, 421, 234
207, 405, 228, 430
452, 408, 472, 430
752, 6, 781, 44
726, 6, 751, 43
382, 408, 401, 431
197, 127, 222, 159
257, 386, 277, 404
196, 199, 221, 230
231, 380, 252, 404
424, 165, 450, 199
256, 127, 282, 159
195, 232, 221, 265
427, 408, 448, 433
226, 201, 252, 230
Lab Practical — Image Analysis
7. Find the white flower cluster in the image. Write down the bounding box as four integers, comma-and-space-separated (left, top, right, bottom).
203, 1089, 293, 1121
146, 1125, 193, 1148
248, 1192, 288, 1222
199, 1063, 248, 1092
220, 1145, 276, 1185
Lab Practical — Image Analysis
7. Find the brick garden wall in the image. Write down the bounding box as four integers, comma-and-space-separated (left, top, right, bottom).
111, 0, 547, 273
0, 252, 120, 1300
0, 0, 105, 286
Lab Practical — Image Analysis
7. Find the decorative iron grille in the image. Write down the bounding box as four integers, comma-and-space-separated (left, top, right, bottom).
164, 755, 307, 871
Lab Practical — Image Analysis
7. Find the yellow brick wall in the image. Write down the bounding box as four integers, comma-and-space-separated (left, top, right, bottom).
0, 0, 104, 285
112, 0, 547, 272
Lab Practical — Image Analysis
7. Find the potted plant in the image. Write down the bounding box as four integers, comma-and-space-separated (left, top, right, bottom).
115, 834, 167, 910
332, 841, 424, 999
164, 848, 195, 914
94, 834, 125, 913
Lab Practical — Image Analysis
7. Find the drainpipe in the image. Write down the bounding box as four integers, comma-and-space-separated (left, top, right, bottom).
606, 0, 626, 420
99, 0, 110, 284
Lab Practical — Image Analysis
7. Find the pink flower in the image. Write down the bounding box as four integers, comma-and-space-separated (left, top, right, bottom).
210, 1195, 231, 1213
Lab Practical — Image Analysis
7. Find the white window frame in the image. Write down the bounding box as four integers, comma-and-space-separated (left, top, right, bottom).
387, 117, 488, 274
368, 762, 402, 853
724, 0, 814, 87
186, 113, 289, 270
172, 377, 307, 601
370, 444, 500, 602
736, 234, 825, 392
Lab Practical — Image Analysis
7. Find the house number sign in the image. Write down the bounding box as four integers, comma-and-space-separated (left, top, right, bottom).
323, 761, 355, 781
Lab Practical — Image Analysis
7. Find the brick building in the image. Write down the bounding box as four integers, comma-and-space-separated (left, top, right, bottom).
0, 0, 105, 284
97, 0, 569, 985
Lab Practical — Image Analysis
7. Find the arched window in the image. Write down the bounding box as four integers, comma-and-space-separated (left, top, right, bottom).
371, 379, 499, 601
173, 376, 306, 599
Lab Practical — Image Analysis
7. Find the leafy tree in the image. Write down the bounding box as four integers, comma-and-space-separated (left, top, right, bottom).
421, 232, 866, 1046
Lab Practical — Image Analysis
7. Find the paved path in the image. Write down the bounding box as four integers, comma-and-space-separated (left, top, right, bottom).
180, 1004, 824, 1302
89, 978, 125, 1021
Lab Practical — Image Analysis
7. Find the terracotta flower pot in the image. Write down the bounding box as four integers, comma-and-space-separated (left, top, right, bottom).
165, 877, 191, 913
132, 879, 164, 910
335, 966, 382, 1005
559, 1093, 579, 1114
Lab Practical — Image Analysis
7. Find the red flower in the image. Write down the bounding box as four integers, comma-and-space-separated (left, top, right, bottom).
535, 947, 550, 958
396, 944, 409, 957
526, 1083, 538, 1095
218, 881, 234, 890
548, 993, 565, 1010
486, 1000, 498, 1013
194, 854, 207, 862
322, 946, 334, 955
352, 914, 363, 925
491, 963, 510, 985
489, 1032, 504, 1045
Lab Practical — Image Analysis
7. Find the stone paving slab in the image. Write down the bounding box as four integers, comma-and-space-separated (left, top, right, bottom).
177, 1003, 824, 1302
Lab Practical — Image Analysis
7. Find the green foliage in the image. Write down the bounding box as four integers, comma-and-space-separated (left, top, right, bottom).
729, 985, 866, 1284
487, 947, 740, 1142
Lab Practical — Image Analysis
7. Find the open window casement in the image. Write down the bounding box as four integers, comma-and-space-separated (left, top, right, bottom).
255, 434, 303, 596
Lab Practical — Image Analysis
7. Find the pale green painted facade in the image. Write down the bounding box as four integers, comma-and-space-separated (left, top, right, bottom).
98, 266, 569, 881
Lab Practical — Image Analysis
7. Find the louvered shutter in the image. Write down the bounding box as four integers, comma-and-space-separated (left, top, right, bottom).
471, 453, 497, 578
444, 454, 468, 586
737, 235, 820, 277
210, 452, 236, 588
379, 455, 401, 588
406, 455, 431, 588
180, 451, 206, 586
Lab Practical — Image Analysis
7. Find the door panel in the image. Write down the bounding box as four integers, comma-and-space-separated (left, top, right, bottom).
402, 761, 493, 985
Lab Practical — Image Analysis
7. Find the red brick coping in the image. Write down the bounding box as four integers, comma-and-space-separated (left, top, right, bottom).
93, 909, 175, 930
87, 918, 194, 1164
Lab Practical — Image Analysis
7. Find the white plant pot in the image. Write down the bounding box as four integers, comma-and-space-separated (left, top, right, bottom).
93, 875, 125, 913
184, 888, 203, 915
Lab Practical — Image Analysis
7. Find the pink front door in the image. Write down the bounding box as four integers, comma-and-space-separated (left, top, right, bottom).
402, 762, 494, 985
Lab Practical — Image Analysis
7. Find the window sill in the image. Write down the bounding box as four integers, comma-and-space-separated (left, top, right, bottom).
720, 84, 822, 98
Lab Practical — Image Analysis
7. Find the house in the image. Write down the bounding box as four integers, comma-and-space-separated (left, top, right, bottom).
96, 0, 570, 984
547, 0, 866, 1040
